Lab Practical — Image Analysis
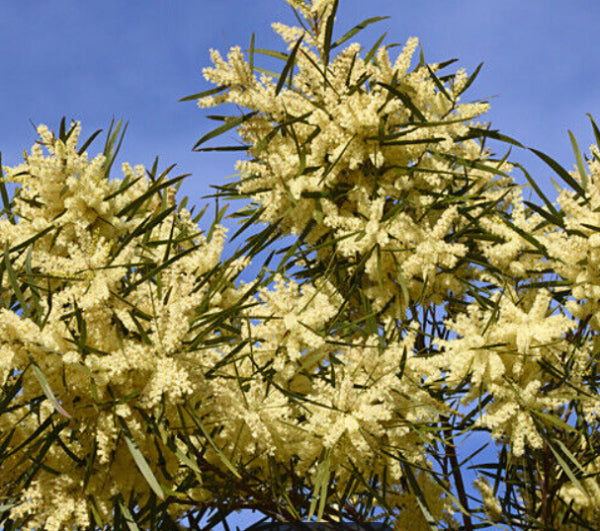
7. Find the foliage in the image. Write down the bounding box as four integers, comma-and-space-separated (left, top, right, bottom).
1, 0, 600, 529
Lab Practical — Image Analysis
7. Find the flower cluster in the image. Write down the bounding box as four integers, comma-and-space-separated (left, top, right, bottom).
0, 122, 450, 529
3, 0, 600, 528
199, 275, 449, 521
0, 123, 244, 529
197, 0, 514, 317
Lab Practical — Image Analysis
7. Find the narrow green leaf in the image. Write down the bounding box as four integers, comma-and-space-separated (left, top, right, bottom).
321, 0, 339, 66
381, 137, 443, 146
116, 173, 185, 218
206, 203, 229, 242
587, 113, 600, 149
77, 128, 103, 155
426, 64, 452, 102
179, 85, 228, 102
204, 114, 230, 122
331, 16, 390, 49
0, 153, 16, 225
193, 112, 258, 150
182, 405, 242, 479
30, 362, 72, 419
523, 200, 563, 227
102, 119, 128, 179
248, 33, 255, 72
4, 245, 30, 318
88, 497, 104, 528
103, 175, 143, 201
276, 36, 304, 95
318, 134, 357, 184
108, 206, 176, 266
118, 499, 140, 531
466, 126, 525, 149
24, 247, 42, 324
417, 45, 425, 69
254, 111, 312, 154
195, 145, 250, 152
317, 456, 330, 521
252, 48, 288, 61
377, 82, 426, 122
569, 130, 589, 191
430, 151, 511, 179
545, 438, 588, 497
0, 503, 18, 514
437, 57, 459, 70
121, 421, 165, 500
308, 454, 330, 521
514, 162, 559, 217
364, 32, 387, 64
459, 62, 483, 95
401, 461, 438, 531
58, 116, 66, 141
530, 147, 586, 199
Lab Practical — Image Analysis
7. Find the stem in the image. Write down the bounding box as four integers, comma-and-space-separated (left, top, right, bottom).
441, 416, 473, 531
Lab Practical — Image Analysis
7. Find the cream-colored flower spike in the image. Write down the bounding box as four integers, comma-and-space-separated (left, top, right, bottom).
196, 0, 516, 321
0, 121, 451, 528
0, 122, 244, 528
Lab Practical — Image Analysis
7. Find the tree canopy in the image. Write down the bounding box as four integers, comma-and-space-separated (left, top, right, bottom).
1, 0, 600, 529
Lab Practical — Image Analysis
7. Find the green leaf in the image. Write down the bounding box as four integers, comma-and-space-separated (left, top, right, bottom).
248, 32, 256, 72
401, 461, 437, 531
254, 111, 312, 154
459, 62, 483, 95
116, 172, 185, 218
0, 503, 18, 514
276, 36, 304, 95
529, 147, 586, 199
252, 48, 288, 61
545, 437, 588, 497
514, 162, 559, 217
426, 64, 452, 102
77, 128, 103, 155
196, 145, 250, 152
523, 200, 563, 227
430, 151, 511, 179
206, 203, 229, 242
364, 32, 387, 64
58, 116, 66, 140
381, 136, 444, 146
102, 118, 128, 179
307, 453, 331, 521
569, 130, 589, 191
121, 421, 165, 500
587, 113, 600, 149
108, 205, 177, 265
118, 499, 140, 531
0, 153, 16, 225
4, 245, 30, 318
179, 85, 228, 102
193, 112, 258, 150
182, 405, 242, 479
331, 16, 390, 49
466, 126, 525, 149
321, 0, 339, 66
30, 362, 72, 419
377, 82, 426, 122
318, 134, 357, 184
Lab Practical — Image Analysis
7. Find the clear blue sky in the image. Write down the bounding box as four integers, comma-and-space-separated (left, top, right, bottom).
1, 1, 599, 528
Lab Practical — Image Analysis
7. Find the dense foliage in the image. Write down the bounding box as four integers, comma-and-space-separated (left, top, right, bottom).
1, 0, 600, 529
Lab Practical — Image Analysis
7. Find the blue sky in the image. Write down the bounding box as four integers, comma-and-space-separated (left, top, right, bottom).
1, 1, 599, 528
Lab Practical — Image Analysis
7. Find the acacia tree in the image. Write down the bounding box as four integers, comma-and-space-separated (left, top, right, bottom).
1, 0, 599, 529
